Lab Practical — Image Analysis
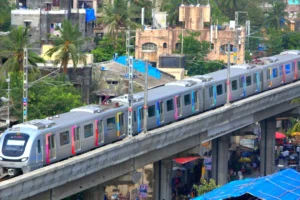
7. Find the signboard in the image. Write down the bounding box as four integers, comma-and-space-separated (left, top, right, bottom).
139, 184, 148, 199
204, 157, 212, 170
240, 138, 255, 149
288, 0, 300, 5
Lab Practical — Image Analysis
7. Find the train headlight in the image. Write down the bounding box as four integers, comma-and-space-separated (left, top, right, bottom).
0, 157, 3, 161
21, 157, 28, 162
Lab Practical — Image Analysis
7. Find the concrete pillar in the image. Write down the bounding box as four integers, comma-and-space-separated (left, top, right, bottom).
212, 136, 229, 185
260, 117, 276, 176
83, 185, 105, 200
154, 160, 173, 200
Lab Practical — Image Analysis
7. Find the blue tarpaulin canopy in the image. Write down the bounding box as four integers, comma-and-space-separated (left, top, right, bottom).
114, 56, 161, 79
86, 9, 96, 22
193, 169, 300, 200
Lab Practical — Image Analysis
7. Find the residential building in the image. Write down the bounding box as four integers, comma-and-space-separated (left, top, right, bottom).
135, 4, 246, 78
11, 0, 96, 50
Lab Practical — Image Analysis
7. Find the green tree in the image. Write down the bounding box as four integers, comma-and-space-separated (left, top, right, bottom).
0, 72, 83, 120
98, 0, 141, 44
265, 29, 283, 56
45, 19, 89, 74
92, 36, 126, 62
193, 179, 219, 196
0, 0, 12, 31
130, 0, 154, 25
264, 2, 288, 30
176, 31, 223, 76
282, 32, 300, 50
0, 26, 44, 72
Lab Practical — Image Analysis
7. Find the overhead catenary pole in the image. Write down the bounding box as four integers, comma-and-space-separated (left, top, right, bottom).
226, 42, 231, 106
143, 60, 148, 134
23, 47, 29, 122
6, 74, 10, 128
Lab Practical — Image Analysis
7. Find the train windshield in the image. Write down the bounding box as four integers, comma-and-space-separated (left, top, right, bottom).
2, 133, 29, 157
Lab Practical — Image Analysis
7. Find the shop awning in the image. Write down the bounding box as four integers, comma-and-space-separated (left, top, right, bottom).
173, 157, 200, 164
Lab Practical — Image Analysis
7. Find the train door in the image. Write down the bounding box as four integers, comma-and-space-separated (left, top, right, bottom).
193, 90, 199, 111
267, 68, 273, 87
254, 72, 261, 92
297, 60, 300, 79
36, 139, 43, 163
209, 85, 217, 107
240, 76, 246, 97
174, 95, 182, 119
95, 120, 104, 146
293, 60, 298, 80
46, 133, 56, 164
280, 65, 286, 83
71, 126, 81, 154
156, 101, 164, 125
116, 112, 125, 137
137, 107, 143, 133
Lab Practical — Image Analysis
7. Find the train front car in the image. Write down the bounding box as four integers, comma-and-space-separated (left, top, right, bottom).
0, 125, 38, 176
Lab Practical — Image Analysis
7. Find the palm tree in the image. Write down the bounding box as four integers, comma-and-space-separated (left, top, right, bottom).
160, 0, 181, 26
264, 2, 288, 30
98, 0, 141, 45
0, 26, 44, 72
45, 19, 88, 74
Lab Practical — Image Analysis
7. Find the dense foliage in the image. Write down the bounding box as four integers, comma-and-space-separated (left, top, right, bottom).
193, 179, 219, 196
0, 0, 12, 31
0, 72, 82, 120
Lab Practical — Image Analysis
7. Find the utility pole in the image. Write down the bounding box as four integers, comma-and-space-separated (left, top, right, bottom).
226, 42, 231, 106
6, 74, 10, 128
23, 47, 29, 122
126, 29, 134, 138
68, 0, 71, 20
143, 60, 148, 134
181, 26, 184, 54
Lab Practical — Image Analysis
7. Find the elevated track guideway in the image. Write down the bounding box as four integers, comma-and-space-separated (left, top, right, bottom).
0, 81, 300, 200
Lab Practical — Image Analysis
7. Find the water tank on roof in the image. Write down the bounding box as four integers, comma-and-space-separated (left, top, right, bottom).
159, 54, 186, 69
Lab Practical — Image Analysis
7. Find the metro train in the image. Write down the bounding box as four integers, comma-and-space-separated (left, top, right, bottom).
1, 50, 300, 176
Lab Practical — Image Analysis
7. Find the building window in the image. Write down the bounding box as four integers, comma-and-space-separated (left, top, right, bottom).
217, 84, 223, 95
148, 105, 155, 117
184, 94, 191, 106
232, 80, 238, 90
53, 0, 60, 6
167, 99, 174, 111
60, 131, 70, 146
175, 43, 181, 50
84, 124, 93, 138
163, 43, 167, 48
107, 117, 115, 131
142, 43, 157, 52
24, 21, 31, 28
246, 76, 252, 86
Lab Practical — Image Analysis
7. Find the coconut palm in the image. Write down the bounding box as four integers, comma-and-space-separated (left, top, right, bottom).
98, 0, 141, 45
45, 19, 89, 74
264, 2, 288, 30
0, 26, 44, 72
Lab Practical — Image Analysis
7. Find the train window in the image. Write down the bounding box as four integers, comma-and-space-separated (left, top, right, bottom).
246, 76, 251, 86
37, 139, 41, 153
134, 111, 137, 122
232, 80, 237, 90
209, 87, 213, 97
184, 94, 191, 106
148, 105, 155, 117
286, 64, 291, 74
60, 131, 70, 146
107, 117, 115, 131
167, 99, 174, 111
84, 124, 93, 138
253, 74, 257, 84
273, 68, 278, 78
217, 84, 223, 95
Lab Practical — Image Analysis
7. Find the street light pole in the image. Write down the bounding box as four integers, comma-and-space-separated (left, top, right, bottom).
143, 60, 148, 134
226, 42, 231, 106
